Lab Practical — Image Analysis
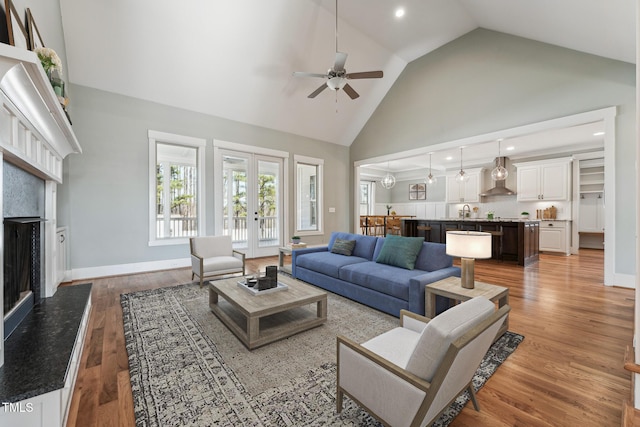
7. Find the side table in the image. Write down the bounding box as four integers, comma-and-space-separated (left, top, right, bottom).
278, 244, 318, 274
425, 277, 509, 338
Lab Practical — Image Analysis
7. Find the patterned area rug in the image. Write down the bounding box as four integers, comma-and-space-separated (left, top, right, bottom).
122, 283, 523, 426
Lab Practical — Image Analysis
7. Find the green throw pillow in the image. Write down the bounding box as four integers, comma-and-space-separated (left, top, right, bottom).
331, 238, 356, 256
376, 235, 424, 270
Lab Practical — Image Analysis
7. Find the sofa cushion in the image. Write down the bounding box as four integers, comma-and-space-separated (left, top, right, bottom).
414, 242, 454, 272
405, 297, 495, 381
339, 261, 426, 300
296, 251, 369, 279
375, 235, 424, 270
331, 238, 356, 256
328, 232, 378, 260
202, 256, 243, 273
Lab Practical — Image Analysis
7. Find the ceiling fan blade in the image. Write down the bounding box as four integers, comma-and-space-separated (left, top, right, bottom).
293, 71, 328, 78
334, 52, 348, 71
346, 70, 383, 79
308, 83, 329, 98
343, 83, 360, 99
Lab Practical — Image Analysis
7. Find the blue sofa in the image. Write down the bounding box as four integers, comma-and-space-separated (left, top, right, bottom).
291, 232, 460, 317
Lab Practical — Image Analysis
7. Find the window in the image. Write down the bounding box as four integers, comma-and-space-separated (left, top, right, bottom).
149, 130, 205, 245
360, 181, 375, 215
295, 155, 323, 235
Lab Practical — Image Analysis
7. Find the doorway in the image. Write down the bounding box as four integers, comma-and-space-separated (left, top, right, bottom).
215, 145, 285, 258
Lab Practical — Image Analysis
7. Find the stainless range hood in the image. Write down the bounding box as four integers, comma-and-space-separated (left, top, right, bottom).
480, 157, 516, 196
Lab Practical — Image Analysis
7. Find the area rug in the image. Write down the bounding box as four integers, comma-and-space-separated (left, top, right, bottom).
122, 283, 523, 427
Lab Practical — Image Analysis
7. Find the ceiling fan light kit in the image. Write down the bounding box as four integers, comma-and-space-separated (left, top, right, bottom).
327, 76, 347, 90
292, 0, 383, 100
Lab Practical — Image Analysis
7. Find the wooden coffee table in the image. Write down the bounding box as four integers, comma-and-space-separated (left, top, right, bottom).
208, 274, 327, 349
425, 276, 509, 338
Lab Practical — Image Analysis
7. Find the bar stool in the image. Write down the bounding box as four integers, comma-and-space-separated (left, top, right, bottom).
485, 230, 504, 261
416, 225, 431, 241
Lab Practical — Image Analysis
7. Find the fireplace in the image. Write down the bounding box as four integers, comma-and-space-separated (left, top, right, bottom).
3, 217, 44, 337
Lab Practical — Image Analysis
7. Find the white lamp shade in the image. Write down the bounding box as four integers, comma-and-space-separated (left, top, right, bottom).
446, 231, 492, 259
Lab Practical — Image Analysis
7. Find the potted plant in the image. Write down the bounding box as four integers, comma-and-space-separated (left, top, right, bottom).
520, 211, 530, 219
487, 211, 495, 220
291, 236, 301, 244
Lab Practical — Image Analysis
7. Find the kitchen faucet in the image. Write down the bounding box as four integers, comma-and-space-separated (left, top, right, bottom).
462, 204, 471, 218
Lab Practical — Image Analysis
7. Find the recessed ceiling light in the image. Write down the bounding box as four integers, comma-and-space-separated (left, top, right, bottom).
593, 131, 605, 136
446, 156, 453, 161
395, 8, 405, 18
506, 146, 515, 151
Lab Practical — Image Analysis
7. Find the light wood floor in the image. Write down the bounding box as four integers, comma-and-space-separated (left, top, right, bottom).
64, 249, 634, 427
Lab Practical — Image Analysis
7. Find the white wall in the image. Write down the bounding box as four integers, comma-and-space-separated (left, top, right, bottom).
59, 84, 350, 272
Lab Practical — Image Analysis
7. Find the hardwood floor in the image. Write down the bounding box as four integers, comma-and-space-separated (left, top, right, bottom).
64, 249, 633, 427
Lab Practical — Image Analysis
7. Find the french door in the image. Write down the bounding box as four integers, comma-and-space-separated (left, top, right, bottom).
219, 149, 284, 258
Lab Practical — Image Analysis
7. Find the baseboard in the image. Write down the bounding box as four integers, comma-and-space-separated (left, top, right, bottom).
71, 258, 191, 281
612, 273, 636, 289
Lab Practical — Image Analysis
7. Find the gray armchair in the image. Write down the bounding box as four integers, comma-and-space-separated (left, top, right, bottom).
190, 235, 245, 287
337, 297, 510, 427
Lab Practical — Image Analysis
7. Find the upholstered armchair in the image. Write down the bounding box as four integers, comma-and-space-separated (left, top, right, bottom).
190, 235, 245, 288
337, 297, 509, 427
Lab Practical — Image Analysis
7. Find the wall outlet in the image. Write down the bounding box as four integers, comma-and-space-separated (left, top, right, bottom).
328, 207, 336, 213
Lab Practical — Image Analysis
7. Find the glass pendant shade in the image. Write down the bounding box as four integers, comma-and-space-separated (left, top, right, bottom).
380, 161, 396, 189
491, 139, 509, 181
455, 170, 469, 183
380, 172, 396, 189
425, 153, 437, 185
455, 148, 469, 182
327, 76, 347, 90
491, 164, 508, 180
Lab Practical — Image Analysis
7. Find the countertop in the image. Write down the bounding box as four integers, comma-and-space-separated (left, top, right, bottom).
406, 218, 572, 222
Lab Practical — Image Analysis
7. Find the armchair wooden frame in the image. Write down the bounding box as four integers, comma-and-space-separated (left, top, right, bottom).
337, 305, 510, 427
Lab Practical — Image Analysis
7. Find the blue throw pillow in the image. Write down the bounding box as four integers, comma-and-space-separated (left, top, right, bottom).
375, 235, 424, 270
331, 238, 356, 256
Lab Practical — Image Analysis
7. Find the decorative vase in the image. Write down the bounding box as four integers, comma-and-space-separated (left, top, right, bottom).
387, 209, 390, 215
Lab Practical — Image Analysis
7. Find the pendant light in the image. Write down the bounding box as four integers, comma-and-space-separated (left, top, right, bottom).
491, 139, 509, 181
455, 147, 469, 183
380, 161, 396, 189
425, 152, 437, 185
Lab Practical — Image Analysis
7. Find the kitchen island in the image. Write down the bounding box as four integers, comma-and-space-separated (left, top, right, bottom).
402, 218, 540, 266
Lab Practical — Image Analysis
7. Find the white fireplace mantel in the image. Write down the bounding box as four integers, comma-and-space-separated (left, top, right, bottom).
0, 43, 82, 379
0, 43, 81, 182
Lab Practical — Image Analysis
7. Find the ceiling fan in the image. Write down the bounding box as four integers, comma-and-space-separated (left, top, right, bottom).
293, 0, 383, 100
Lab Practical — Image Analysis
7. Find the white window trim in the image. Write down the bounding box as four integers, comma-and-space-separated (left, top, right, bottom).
148, 130, 206, 246
294, 154, 323, 237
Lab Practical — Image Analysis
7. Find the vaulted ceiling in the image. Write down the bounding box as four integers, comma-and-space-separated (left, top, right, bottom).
59, 0, 635, 147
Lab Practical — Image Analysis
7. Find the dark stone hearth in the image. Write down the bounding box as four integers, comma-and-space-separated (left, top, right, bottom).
0, 283, 92, 403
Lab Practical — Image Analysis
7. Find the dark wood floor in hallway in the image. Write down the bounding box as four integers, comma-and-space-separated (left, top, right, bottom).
64, 249, 633, 427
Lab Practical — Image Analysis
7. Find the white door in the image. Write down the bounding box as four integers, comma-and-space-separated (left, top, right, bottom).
220, 150, 283, 258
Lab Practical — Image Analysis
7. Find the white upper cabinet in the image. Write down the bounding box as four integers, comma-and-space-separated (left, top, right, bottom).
446, 168, 484, 203
514, 159, 572, 202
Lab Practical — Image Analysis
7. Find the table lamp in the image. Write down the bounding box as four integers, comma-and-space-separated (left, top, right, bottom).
446, 231, 492, 289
